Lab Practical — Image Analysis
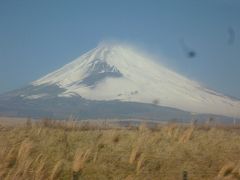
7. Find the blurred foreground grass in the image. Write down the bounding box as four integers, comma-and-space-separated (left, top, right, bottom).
0, 118, 240, 180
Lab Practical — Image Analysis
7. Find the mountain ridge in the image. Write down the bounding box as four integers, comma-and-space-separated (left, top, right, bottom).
30, 43, 240, 118
0, 43, 239, 119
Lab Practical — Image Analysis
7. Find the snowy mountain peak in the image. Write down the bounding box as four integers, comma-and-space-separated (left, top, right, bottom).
31, 43, 240, 118
32, 43, 157, 87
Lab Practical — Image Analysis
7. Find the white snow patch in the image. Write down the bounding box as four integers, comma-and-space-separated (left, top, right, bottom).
25, 94, 48, 100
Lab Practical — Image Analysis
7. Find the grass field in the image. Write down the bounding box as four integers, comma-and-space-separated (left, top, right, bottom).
0, 117, 240, 180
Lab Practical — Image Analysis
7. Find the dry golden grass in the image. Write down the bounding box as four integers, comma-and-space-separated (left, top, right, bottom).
50, 160, 64, 180
216, 161, 240, 180
0, 117, 240, 179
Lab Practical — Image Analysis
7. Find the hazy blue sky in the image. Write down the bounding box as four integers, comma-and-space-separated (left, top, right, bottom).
0, 0, 240, 98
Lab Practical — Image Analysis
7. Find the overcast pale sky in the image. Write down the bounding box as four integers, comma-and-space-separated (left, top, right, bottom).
0, 0, 240, 98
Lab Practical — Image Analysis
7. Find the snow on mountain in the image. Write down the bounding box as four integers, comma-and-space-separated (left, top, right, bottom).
31, 43, 240, 118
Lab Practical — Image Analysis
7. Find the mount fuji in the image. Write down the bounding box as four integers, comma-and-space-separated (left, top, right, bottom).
0, 43, 239, 121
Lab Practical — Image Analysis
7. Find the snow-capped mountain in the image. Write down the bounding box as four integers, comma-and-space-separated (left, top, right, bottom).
0, 42, 239, 120
29, 43, 239, 118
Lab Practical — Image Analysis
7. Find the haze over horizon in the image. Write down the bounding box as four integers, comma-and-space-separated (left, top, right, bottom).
0, 0, 240, 98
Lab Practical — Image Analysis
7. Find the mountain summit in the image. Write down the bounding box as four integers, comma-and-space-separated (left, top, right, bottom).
0, 43, 239, 119
30, 43, 240, 118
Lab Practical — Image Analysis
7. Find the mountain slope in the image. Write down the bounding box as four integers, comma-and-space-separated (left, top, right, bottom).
27, 43, 240, 118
